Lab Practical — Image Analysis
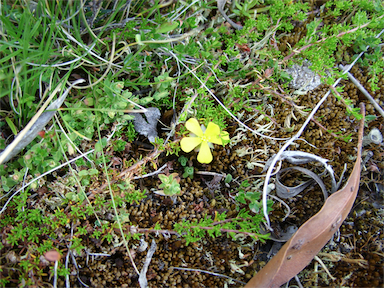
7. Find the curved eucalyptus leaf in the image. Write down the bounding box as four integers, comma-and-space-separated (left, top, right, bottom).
264, 151, 337, 193
276, 166, 328, 200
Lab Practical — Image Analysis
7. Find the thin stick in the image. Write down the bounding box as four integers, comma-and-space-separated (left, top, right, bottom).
132, 163, 168, 180
261, 76, 345, 229
314, 255, 336, 281
339, 64, 384, 118
171, 267, 246, 284
96, 104, 140, 275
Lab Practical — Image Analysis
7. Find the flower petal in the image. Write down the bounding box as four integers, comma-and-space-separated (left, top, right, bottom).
205, 122, 220, 141
209, 135, 224, 145
185, 118, 203, 137
180, 137, 202, 153
221, 131, 230, 141
197, 141, 213, 164
206, 122, 229, 145
219, 131, 230, 144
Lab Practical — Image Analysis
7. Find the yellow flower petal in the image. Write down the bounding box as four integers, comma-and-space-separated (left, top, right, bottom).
206, 123, 229, 145
185, 118, 203, 137
209, 135, 223, 145
221, 131, 230, 140
197, 141, 213, 164
205, 122, 220, 141
220, 131, 230, 143
180, 137, 202, 153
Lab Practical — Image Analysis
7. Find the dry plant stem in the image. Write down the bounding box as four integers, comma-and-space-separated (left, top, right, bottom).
132, 163, 168, 180
310, 117, 338, 138
162, 60, 213, 145
262, 72, 347, 229
121, 140, 180, 179
171, 267, 246, 285
261, 85, 338, 135
0, 28, 21, 111
93, 146, 164, 194
0, 78, 85, 165
65, 251, 70, 288
339, 64, 384, 118
195, 171, 225, 177
53, 260, 58, 288
314, 255, 336, 281
60, 27, 119, 68
247, 105, 365, 287
245, 105, 280, 126
27, 43, 97, 68
169, 0, 200, 22
98, 132, 140, 276
217, 0, 243, 30
54, 114, 94, 164
79, 0, 106, 45
283, 15, 384, 62
317, 252, 368, 267
268, 194, 291, 222
329, 86, 358, 114
294, 275, 304, 288
57, 140, 102, 225
68, 225, 90, 287
259, 85, 308, 116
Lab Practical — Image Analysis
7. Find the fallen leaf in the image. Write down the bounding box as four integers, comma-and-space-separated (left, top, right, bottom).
244, 103, 365, 288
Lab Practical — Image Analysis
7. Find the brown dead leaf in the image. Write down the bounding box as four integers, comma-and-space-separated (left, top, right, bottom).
244, 103, 365, 288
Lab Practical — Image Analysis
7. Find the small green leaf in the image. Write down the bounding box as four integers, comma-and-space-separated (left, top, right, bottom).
153, 91, 169, 100
365, 115, 377, 122
156, 22, 179, 34
225, 174, 232, 183
135, 34, 144, 45
5, 117, 18, 135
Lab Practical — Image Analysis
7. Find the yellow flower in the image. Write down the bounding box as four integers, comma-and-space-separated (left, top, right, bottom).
180, 118, 230, 164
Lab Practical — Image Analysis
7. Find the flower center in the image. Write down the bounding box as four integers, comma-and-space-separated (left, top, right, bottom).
201, 135, 208, 142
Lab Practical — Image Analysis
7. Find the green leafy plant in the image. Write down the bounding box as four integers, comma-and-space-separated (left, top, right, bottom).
235, 180, 273, 214
174, 211, 270, 246
158, 173, 181, 195
233, 0, 270, 19
116, 179, 147, 205
182, 166, 194, 179
178, 155, 188, 166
